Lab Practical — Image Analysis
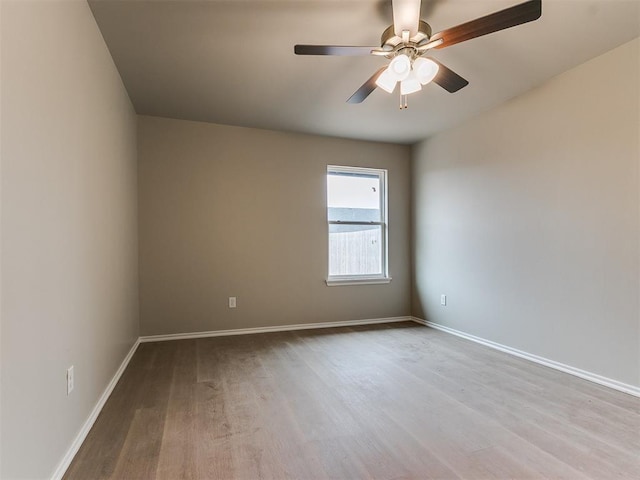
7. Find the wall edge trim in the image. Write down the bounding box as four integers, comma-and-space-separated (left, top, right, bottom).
139, 316, 413, 343
411, 317, 640, 398
51, 338, 141, 480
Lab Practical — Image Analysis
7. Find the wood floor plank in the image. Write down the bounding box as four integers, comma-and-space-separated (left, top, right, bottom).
110, 342, 176, 479
156, 340, 198, 480
65, 322, 640, 479
194, 381, 235, 479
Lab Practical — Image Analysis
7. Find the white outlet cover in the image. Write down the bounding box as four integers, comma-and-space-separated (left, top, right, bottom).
229, 297, 237, 308
67, 366, 74, 395
440, 295, 447, 306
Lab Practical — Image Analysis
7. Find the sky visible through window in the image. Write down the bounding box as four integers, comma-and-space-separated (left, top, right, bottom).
327, 174, 379, 210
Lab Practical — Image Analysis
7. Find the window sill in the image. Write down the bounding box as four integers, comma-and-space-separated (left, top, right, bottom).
326, 277, 392, 287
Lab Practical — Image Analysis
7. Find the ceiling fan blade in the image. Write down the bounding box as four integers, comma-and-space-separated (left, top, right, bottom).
431, 0, 541, 49
294, 45, 377, 56
428, 58, 469, 93
347, 67, 387, 104
392, 0, 422, 37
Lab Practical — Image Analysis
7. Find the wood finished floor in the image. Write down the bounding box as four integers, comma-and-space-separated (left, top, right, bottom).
64, 322, 640, 480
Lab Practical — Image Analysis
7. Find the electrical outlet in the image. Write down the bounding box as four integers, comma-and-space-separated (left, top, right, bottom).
229, 296, 237, 308
440, 294, 447, 306
67, 366, 74, 395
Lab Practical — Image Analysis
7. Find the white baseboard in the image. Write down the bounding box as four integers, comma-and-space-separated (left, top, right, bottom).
411, 317, 640, 398
51, 338, 141, 480
139, 316, 413, 343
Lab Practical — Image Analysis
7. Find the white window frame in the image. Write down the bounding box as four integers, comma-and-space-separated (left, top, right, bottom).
326, 165, 391, 286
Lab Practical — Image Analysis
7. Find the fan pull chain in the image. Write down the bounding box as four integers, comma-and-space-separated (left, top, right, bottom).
399, 94, 408, 110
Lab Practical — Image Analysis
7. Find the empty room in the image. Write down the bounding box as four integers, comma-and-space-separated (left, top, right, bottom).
1, 0, 639, 479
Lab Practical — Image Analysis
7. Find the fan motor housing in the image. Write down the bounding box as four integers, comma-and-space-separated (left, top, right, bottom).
381, 21, 432, 49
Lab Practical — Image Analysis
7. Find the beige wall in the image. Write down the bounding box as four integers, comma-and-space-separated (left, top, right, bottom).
412, 38, 640, 387
138, 116, 411, 336
1, 1, 139, 478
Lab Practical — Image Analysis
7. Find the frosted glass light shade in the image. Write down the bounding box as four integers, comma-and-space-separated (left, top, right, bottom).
375, 68, 397, 93
388, 54, 411, 81
400, 70, 421, 95
413, 57, 439, 85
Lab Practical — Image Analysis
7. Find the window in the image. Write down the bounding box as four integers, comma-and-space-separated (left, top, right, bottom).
326, 165, 390, 285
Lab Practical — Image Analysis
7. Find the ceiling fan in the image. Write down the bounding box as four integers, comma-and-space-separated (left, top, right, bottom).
294, 0, 542, 108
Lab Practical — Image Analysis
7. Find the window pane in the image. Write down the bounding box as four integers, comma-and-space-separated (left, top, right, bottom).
329, 224, 382, 276
327, 172, 381, 222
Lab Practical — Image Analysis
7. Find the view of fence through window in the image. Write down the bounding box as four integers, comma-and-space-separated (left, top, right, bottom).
327, 167, 386, 277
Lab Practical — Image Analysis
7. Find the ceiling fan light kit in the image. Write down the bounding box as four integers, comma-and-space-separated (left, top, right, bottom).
374, 54, 440, 98
294, 0, 542, 108
413, 57, 439, 85
375, 68, 398, 94
400, 70, 422, 96
388, 54, 412, 81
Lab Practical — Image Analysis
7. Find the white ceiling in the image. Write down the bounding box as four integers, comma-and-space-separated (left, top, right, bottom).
89, 0, 640, 144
